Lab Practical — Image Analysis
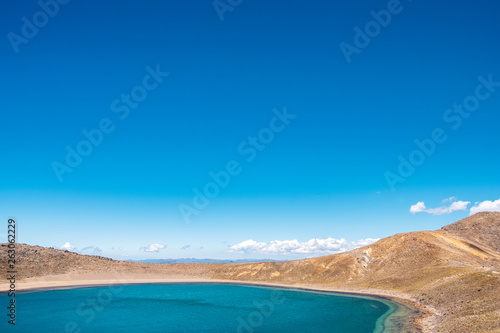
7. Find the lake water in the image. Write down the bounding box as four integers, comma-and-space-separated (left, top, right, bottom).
1, 283, 395, 332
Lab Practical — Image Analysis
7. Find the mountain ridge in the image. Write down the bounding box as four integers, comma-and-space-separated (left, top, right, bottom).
130, 258, 282, 264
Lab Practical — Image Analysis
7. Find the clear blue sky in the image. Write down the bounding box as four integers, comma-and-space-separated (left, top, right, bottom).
1, 0, 500, 259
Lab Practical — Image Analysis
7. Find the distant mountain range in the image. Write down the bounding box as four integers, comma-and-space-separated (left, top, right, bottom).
130, 258, 283, 264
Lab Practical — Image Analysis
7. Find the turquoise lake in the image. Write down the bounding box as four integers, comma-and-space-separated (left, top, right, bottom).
1, 283, 394, 332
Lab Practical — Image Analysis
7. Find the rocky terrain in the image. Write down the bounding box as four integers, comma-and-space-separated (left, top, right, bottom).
2, 212, 499, 332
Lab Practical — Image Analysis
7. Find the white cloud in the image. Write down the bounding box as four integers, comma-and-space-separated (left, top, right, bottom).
60, 242, 77, 252
350, 238, 379, 247
141, 243, 166, 252
81, 246, 103, 255
442, 196, 456, 203
410, 201, 426, 214
229, 237, 379, 256
470, 198, 500, 215
410, 199, 470, 215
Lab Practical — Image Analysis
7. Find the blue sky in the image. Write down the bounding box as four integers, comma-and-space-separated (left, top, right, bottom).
1, 0, 500, 259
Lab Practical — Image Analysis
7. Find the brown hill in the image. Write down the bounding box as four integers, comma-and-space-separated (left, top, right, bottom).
441, 212, 500, 253
2, 212, 500, 332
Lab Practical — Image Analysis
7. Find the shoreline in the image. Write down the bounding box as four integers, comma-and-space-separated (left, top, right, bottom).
0, 277, 435, 332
